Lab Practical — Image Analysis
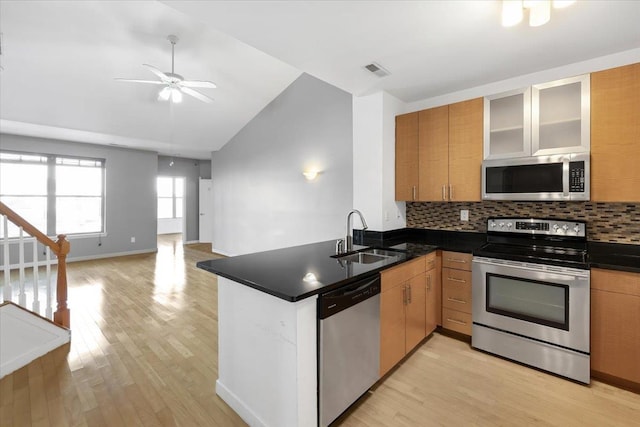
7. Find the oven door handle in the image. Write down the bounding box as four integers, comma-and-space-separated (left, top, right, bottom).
472, 256, 590, 279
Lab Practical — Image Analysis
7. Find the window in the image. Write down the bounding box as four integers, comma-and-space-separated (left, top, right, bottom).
0, 151, 105, 237
157, 177, 184, 219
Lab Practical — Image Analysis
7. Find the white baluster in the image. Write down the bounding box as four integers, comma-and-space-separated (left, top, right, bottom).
18, 227, 26, 307
32, 239, 40, 314
2, 215, 10, 302
45, 246, 52, 319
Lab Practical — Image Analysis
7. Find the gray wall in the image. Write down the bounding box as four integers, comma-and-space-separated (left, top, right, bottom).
211, 73, 353, 255
1, 134, 157, 262
157, 156, 210, 242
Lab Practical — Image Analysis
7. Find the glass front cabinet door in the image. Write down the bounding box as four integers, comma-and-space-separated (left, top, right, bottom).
532, 74, 590, 155
484, 88, 531, 160
484, 74, 590, 159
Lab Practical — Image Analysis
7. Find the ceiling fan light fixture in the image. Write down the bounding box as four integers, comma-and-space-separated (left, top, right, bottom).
158, 86, 171, 101
170, 88, 183, 103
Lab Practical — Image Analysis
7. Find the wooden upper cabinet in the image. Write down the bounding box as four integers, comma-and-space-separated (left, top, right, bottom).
418, 106, 449, 201
449, 98, 483, 202
395, 112, 419, 201
591, 62, 640, 202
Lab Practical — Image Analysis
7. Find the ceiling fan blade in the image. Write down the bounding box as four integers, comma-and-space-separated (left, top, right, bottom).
180, 80, 217, 89
114, 78, 165, 85
143, 64, 170, 82
181, 87, 214, 104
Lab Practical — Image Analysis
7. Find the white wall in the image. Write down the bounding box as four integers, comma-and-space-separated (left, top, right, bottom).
211, 74, 353, 255
353, 92, 406, 232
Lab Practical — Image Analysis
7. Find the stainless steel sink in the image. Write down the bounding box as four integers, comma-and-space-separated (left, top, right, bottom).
333, 247, 404, 264
337, 252, 389, 264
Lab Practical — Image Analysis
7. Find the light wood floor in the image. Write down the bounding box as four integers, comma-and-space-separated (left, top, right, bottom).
1, 234, 639, 426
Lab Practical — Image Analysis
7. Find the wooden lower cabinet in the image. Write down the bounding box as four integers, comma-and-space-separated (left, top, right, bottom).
591, 268, 640, 388
379, 256, 428, 377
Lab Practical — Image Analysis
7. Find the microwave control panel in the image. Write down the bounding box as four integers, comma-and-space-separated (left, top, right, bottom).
569, 161, 585, 193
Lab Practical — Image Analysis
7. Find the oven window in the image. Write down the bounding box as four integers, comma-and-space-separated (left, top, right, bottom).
486, 273, 569, 330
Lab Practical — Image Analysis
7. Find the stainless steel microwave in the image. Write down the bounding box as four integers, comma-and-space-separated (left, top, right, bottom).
482, 152, 589, 201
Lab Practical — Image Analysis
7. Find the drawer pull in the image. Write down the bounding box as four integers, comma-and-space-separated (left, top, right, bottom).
447, 258, 467, 264
446, 318, 467, 326
447, 277, 467, 283
447, 297, 467, 304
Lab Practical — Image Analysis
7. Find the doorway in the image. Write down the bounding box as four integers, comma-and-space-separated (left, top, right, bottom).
157, 176, 186, 242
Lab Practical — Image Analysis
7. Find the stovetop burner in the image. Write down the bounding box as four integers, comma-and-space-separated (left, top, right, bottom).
473, 217, 589, 269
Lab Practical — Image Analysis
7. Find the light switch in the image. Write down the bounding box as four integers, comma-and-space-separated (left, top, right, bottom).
460, 210, 469, 222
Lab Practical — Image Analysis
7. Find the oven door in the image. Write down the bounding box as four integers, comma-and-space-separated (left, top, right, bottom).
472, 257, 590, 353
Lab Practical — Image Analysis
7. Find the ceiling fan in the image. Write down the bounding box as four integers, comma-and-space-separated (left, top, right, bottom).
116, 35, 216, 104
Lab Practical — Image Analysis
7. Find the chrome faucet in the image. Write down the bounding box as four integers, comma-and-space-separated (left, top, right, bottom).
344, 209, 368, 253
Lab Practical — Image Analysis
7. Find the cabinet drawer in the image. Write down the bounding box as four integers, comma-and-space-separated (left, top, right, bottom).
381, 256, 425, 291
443, 282, 472, 314
591, 268, 640, 296
442, 251, 472, 271
442, 308, 472, 335
442, 268, 472, 289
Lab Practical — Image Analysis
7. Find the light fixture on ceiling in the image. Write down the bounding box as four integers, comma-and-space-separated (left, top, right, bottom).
502, 0, 576, 27
159, 86, 183, 103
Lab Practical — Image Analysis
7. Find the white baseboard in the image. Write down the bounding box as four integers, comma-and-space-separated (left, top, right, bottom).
184, 240, 200, 245
67, 248, 157, 263
212, 247, 235, 257
0, 303, 70, 379
216, 379, 267, 427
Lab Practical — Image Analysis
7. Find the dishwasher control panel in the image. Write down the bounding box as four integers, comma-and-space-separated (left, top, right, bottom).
318, 275, 381, 319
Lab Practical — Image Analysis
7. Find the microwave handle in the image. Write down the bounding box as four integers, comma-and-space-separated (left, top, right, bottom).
563, 158, 570, 197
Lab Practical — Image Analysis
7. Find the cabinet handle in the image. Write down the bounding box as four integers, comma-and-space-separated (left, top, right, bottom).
449, 185, 453, 201
427, 276, 431, 291
447, 318, 468, 326
447, 297, 467, 304
407, 284, 412, 304
403, 285, 407, 305
412, 186, 416, 201
446, 258, 467, 264
442, 185, 447, 201
447, 277, 467, 283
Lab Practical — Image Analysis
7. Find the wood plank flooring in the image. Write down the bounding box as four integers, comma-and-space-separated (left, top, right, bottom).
2, 234, 639, 426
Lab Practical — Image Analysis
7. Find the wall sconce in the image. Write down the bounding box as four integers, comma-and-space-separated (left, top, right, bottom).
303, 170, 321, 181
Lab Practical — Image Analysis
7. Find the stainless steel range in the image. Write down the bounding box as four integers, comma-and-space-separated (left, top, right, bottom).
472, 217, 590, 384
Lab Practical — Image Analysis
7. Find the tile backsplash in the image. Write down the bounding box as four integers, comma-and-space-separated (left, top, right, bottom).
407, 201, 640, 244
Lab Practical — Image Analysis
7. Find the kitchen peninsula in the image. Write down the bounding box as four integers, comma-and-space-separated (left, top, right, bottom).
197, 239, 419, 427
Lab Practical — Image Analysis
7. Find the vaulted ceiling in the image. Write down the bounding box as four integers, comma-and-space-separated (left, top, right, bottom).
1, 1, 639, 159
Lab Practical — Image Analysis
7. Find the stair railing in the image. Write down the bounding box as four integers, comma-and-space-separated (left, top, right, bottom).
0, 201, 70, 328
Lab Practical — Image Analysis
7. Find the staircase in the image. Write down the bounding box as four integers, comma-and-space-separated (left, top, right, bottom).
0, 201, 71, 378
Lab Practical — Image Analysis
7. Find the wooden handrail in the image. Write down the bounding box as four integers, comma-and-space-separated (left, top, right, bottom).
0, 201, 70, 328
0, 201, 60, 254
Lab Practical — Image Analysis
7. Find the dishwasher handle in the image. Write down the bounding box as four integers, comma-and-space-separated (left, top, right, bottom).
318, 275, 381, 319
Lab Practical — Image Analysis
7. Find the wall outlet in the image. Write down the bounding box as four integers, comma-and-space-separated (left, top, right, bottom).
460, 209, 469, 222
130, 237, 136, 243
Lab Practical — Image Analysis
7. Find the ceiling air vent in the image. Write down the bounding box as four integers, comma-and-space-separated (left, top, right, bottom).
364, 62, 390, 78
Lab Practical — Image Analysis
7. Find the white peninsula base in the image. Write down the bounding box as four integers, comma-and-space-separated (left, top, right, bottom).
216, 277, 318, 427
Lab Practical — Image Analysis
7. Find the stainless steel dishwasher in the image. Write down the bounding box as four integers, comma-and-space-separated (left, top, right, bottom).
318, 274, 380, 427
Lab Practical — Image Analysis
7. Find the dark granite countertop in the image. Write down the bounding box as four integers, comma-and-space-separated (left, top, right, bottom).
588, 242, 640, 274
197, 228, 640, 303
197, 240, 433, 302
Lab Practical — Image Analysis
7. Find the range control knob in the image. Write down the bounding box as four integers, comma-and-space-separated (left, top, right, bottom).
490, 221, 496, 228
552, 224, 559, 231
506, 222, 513, 229
499, 222, 505, 228
573, 225, 581, 234
562, 225, 569, 231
